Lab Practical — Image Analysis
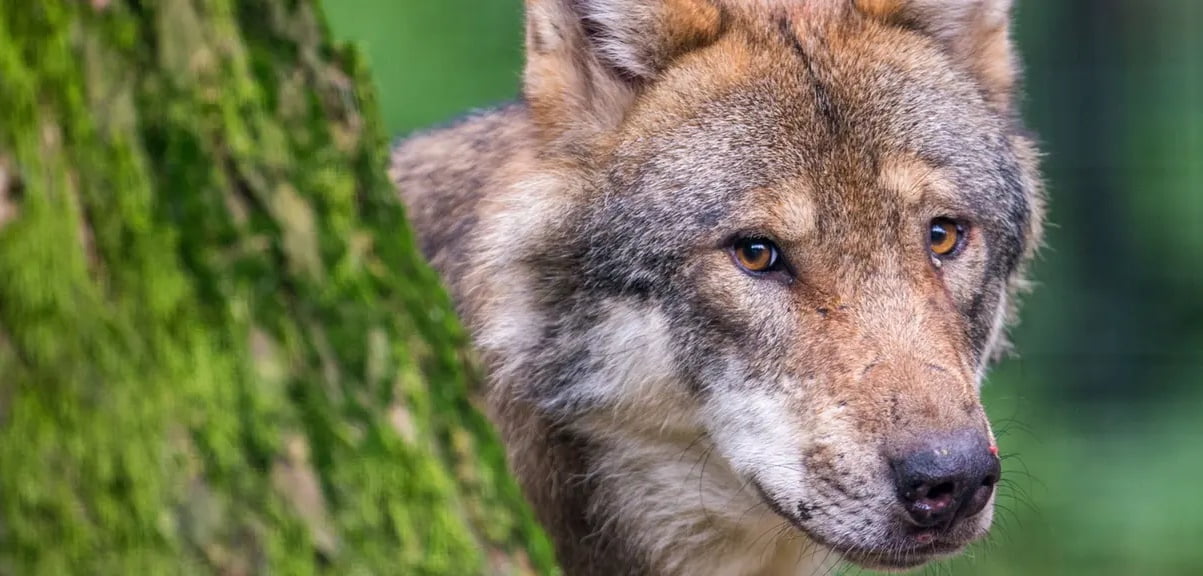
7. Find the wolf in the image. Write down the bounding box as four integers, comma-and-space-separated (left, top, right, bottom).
390, 0, 1044, 574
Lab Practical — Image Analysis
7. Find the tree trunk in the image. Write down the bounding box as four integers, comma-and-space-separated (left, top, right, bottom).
0, 1, 554, 574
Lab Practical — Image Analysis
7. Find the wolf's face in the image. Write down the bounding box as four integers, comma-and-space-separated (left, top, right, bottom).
473, 0, 1042, 571
590, 29, 1035, 571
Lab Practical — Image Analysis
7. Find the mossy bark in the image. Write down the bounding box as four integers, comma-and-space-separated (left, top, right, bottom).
0, 1, 555, 574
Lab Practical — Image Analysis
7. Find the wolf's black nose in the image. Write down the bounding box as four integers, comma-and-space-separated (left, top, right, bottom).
890, 430, 1000, 528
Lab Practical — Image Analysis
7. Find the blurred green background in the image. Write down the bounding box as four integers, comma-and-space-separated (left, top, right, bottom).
326, 2, 1203, 574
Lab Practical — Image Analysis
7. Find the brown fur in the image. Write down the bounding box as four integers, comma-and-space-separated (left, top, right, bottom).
393, 1, 1044, 574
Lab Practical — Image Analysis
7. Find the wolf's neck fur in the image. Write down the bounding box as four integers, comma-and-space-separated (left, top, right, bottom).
586, 430, 834, 576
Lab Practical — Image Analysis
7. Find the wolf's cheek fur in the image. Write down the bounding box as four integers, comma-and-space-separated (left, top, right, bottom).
567, 303, 701, 437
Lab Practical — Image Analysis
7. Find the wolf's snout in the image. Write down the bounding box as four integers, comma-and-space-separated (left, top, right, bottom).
890, 430, 1001, 529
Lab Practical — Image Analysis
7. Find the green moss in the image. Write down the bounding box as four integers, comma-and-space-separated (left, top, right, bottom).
0, 0, 556, 574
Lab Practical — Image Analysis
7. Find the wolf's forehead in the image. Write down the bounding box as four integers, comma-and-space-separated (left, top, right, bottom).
614, 39, 1011, 214
621, 91, 984, 206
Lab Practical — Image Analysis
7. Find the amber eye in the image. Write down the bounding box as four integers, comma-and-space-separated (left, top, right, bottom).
733, 238, 781, 273
929, 218, 963, 256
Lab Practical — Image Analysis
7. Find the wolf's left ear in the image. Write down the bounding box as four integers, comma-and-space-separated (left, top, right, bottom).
856, 0, 1018, 112
523, 0, 724, 149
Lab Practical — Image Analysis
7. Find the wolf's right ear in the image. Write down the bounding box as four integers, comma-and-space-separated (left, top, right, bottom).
855, 0, 1018, 112
523, 0, 723, 148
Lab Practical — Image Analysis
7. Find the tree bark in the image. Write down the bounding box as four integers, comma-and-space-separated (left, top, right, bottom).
0, 1, 554, 574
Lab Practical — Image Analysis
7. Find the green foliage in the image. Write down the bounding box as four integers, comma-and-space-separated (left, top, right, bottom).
0, 0, 554, 574
323, 0, 524, 136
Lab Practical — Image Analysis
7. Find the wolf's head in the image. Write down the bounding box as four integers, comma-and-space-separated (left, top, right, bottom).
475, 0, 1043, 571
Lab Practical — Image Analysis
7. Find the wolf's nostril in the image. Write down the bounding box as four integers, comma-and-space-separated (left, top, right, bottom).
926, 481, 956, 501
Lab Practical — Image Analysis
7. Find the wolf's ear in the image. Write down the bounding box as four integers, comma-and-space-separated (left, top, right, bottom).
856, 0, 1018, 111
523, 0, 723, 147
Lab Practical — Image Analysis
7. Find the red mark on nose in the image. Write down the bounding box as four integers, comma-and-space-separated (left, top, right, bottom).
988, 445, 999, 457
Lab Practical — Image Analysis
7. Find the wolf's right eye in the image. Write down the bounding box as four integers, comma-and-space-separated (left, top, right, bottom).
732, 238, 783, 275
929, 218, 965, 257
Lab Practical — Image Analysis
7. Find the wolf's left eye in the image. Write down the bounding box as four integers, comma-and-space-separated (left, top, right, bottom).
732, 238, 783, 274
929, 218, 965, 257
